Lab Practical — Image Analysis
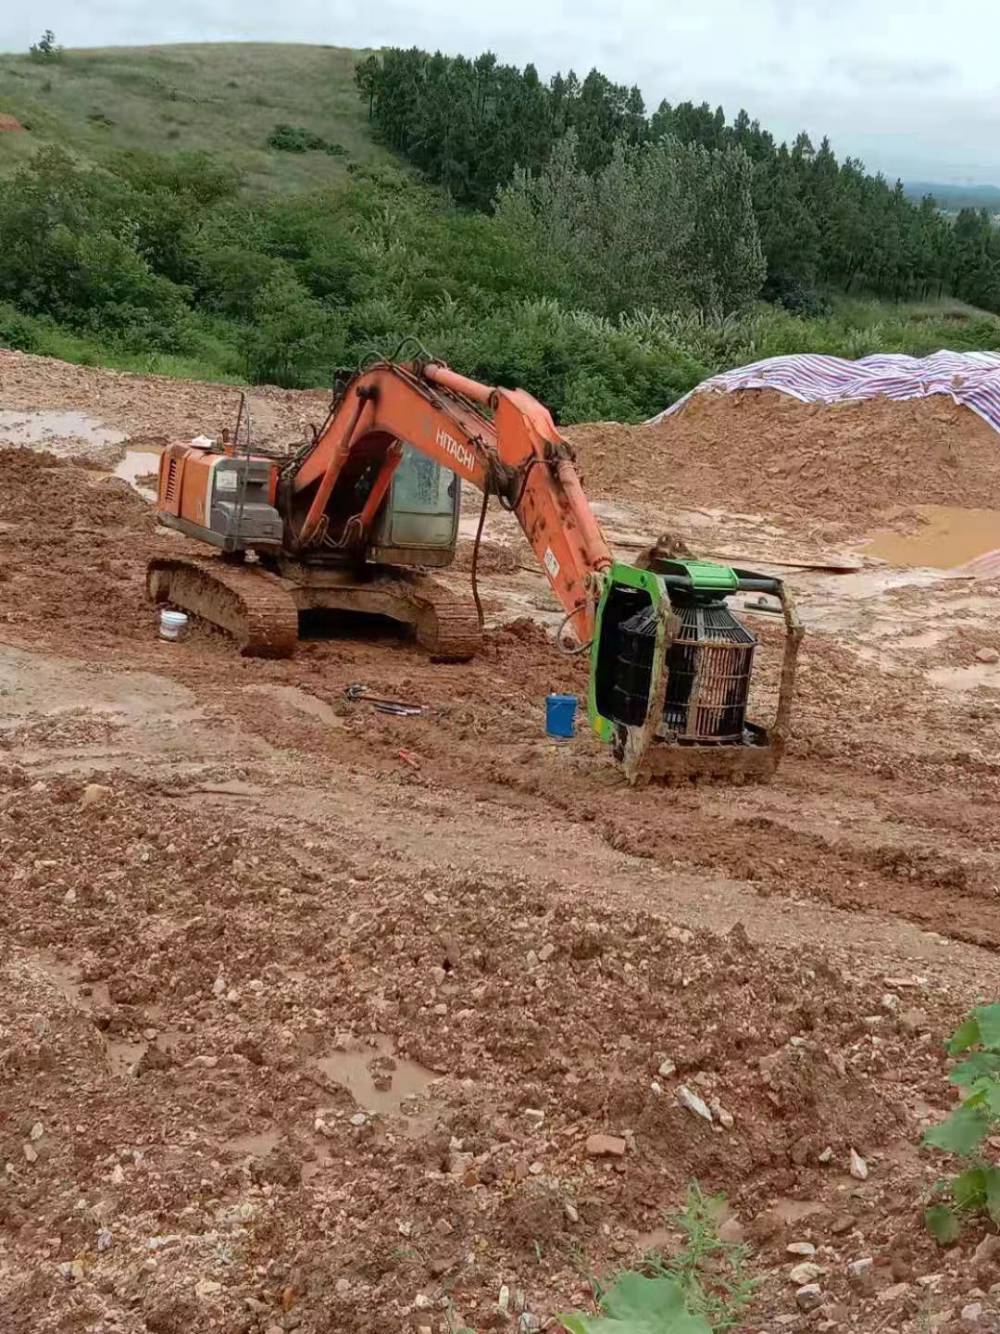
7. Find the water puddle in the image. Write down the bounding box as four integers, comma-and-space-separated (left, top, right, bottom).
36, 952, 182, 1075
314, 1034, 440, 1134
0, 409, 126, 457
866, 506, 1000, 569
113, 444, 164, 501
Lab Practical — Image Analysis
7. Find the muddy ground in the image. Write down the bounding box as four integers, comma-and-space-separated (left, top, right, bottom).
3, 349, 1000, 1333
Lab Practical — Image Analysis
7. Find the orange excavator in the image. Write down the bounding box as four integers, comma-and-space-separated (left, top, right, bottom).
148, 357, 801, 783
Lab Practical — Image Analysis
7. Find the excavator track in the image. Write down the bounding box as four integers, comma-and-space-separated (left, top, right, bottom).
298, 569, 481, 662
404, 573, 481, 662
147, 556, 299, 659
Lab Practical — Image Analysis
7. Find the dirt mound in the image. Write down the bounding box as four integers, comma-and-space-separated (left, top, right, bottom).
0, 348, 329, 449
0, 447, 151, 532
0, 114, 24, 132
0, 449, 161, 647
567, 390, 1000, 528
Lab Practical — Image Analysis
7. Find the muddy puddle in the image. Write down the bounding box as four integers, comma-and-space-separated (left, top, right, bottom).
314, 1034, 440, 1133
866, 505, 1000, 569
113, 444, 163, 500
38, 953, 182, 1076
0, 409, 126, 460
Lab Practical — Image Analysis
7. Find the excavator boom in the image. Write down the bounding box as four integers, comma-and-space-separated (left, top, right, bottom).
288, 360, 610, 644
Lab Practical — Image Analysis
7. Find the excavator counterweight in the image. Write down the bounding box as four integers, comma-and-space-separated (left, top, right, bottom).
148, 358, 802, 783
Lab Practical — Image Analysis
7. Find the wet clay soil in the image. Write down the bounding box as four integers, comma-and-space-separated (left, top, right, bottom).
3, 348, 1000, 1332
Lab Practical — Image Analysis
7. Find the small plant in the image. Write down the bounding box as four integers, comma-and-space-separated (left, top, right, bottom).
29, 29, 62, 62
266, 122, 347, 156
558, 1271, 710, 1334
558, 1186, 755, 1333
924, 1003, 1000, 1243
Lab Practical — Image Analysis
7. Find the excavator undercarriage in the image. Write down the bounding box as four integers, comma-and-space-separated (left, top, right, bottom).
147, 557, 481, 661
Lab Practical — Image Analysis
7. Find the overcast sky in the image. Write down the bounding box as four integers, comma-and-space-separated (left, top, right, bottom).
3, 1, 997, 184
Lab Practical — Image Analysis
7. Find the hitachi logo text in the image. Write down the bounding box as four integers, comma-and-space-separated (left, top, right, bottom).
435, 428, 476, 472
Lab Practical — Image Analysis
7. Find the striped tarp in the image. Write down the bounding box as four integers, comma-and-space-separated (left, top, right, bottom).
650, 350, 1000, 432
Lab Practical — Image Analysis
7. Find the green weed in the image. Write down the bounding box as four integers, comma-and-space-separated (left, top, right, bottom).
558, 1185, 755, 1334
923, 1003, 1000, 1242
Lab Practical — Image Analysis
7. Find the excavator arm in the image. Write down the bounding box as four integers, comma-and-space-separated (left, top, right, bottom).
287, 360, 611, 643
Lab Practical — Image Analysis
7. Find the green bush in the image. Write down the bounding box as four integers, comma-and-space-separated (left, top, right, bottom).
267, 123, 348, 156
0, 303, 42, 352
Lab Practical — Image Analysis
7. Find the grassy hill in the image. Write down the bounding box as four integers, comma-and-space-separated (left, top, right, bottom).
0, 41, 998, 417
0, 43, 389, 193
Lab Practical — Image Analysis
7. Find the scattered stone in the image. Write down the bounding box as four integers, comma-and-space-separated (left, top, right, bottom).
898, 1007, 929, 1034
519, 1315, 540, 1333
413, 1293, 432, 1310
349, 1112, 368, 1127
29, 1122, 44, 1141
212, 975, 226, 998
976, 648, 1000, 664
676, 1085, 713, 1122
650, 1080, 663, 1096
974, 1235, 1000, 1266
80, 783, 112, 807
63, 888, 76, 906
718, 1216, 745, 1244
58, 1259, 85, 1282
537, 943, 557, 962
710, 1100, 735, 1129
877, 1282, 911, 1305
195, 1278, 222, 1298
787, 1241, 816, 1256
830, 1214, 854, 1235
962, 1302, 984, 1325
564, 1201, 579, 1224
795, 1283, 824, 1311
97, 1227, 113, 1252
498, 1285, 510, 1314
335, 1278, 350, 1296
22, 1143, 37, 1164
789, 1262, 824, 1285
849, 1148, 868, 1180
657, 1059, 676, 1078
585, 1134, 627, 1158
818, 1146, 833, 1163
528, 1161, 544, 1175
523, 1108, 545, 1124
448, 1151, 474, 1175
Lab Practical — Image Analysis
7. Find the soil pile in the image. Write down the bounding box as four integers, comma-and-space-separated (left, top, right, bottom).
0, 348, 329, 450
567, 390, 1000, 527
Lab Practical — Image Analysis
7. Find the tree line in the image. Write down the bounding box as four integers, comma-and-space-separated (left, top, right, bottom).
358, 47, 1000, 314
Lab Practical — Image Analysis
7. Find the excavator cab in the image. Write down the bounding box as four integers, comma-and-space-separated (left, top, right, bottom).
368, 445, 460, 568
589, 558, 802, 785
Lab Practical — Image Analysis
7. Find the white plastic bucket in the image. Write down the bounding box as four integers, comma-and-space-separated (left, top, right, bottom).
159, 609, 189, 642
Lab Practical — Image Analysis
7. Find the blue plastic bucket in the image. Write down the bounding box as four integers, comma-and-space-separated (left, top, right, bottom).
546, 693, 578, 738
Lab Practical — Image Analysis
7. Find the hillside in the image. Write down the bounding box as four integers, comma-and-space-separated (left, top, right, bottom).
0, 41, 999, 417
0, 42, 389, 193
